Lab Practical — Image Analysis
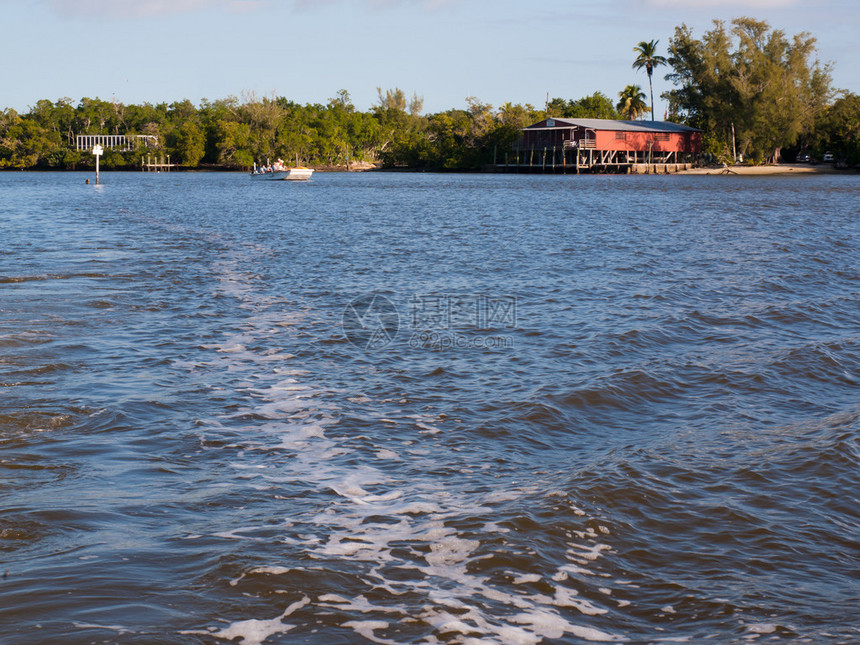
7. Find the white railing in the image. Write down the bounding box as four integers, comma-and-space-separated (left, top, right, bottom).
75, 134, 158, 152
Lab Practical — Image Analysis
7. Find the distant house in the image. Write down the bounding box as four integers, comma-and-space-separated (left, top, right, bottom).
510, 118, 702, 171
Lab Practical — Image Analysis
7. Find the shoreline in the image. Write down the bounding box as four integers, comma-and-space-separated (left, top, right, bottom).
676, 164, 853, 176
2, 163, 856, 176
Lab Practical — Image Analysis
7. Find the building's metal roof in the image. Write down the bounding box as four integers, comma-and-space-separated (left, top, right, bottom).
523, 118, 701, 133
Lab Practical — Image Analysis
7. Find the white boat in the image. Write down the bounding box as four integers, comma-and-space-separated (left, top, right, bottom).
282, 167, 313, 181
251, 159, 313, 181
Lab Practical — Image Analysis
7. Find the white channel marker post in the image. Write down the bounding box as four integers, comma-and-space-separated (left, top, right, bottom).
92, 144, 103, 184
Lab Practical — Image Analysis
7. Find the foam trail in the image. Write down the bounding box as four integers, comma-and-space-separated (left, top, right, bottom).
185, 249, 623, 644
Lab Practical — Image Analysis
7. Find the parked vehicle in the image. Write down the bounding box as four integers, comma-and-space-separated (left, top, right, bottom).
796, 152, 810, 163
822, 151, 834, 162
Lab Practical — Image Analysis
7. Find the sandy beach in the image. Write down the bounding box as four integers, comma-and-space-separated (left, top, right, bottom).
678, 163, 848, 175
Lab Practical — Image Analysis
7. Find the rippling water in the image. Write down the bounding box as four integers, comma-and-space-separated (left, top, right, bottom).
1, 171, 858, 644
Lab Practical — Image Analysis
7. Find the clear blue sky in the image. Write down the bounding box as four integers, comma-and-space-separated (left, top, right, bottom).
2, 0, 858, 116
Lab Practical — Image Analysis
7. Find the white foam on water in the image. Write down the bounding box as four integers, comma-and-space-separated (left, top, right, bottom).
426, 536, 481, 567
192, 596, 310, 645
230, 566, 293, 587
567, 542, 612, 563
306, 482, 621, 641
218, 342, 248, 354
73, 622, 132, 634
318, 594, 403, 614
553, 585, 609, 616
361, 490, 404, 503
375, 449, 402, 460
422, 609, 486, 637
319, 537, 379, 557
422, 602, 623, 645
746, 623, 777, 634
481, 521, 510, 534
483, 490, 524, 503
555, 563, 597, 578
364, 567, 434, 596
273, 368, 306, 376
512, 573, 543, 585
212, 526, 264, 540
521, 609, 622, 642
342, 620, 399, 645
186, 251, 625, 645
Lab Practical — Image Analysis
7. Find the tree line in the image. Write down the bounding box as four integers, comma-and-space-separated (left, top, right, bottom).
1, 18, 857, 170
662, 17, 856, 164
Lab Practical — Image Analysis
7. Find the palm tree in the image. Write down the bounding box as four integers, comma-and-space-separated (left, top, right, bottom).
617, 85, 649, 121
632, 39, 667, 121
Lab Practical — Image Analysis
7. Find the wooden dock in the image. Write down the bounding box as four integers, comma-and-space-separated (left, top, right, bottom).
141, 155, 176, 172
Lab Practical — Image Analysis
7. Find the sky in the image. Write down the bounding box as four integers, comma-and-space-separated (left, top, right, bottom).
2, 0, 858, 116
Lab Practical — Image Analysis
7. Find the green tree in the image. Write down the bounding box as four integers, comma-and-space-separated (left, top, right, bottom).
344, 109, 383, 162
408, 92, 424, 117
567, 92, 621, 119
372, 87, 427, 165
546, 94, 621, 120
0, 116, 60, 168
329, 89, 353, 111
199, 97, 239, 163
75, 97, 123, 134
174, 121, 205, 166
420, 110, 474, 169
814, 92, 860, 164
28, 98, 77, 146
664, 19, 831, 163
214, 120, 253, 167
732, 18, 830, 162
546, 97, 567, 117
376, 87, 407, 112
617, 85, 649, 120
633, 39, 667, 121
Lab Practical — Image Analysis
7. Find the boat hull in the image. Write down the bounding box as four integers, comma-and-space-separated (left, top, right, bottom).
283, 168, 313, 181
250, 170, 289, 180
249, 168, 314, 181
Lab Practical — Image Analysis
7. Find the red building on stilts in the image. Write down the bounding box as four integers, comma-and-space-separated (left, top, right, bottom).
502, 117, 702, 173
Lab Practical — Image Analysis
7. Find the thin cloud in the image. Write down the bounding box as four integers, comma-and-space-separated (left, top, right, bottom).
27, 0, 461, 18
645, 0, 800, 6
289, 0, 462, 10
44, 0, 265, 19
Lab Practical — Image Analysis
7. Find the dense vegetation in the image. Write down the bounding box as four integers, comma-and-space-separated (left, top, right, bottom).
0, 90, 548, 171
1, 19, 857, 170
663, 17, 847, 164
